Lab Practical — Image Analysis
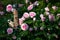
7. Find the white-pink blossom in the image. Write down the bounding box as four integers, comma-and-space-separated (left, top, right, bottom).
40, 14, 45, 22
21, 17, 25, 21
40, 14, 44, 18
45, 7, 49, 12
27, 4, 33, 11
41, 17, 45, 22
33, 1, 39, 6
48, 14, 55, 21
19, 18, 24, 25
21, 23, 28, 31
23, 12, 29, 18
29, 12, 36, 18
52, 6, 58, 10
12, 35, 16, 39
45, 11, 50, 15
33, 17, 36, 21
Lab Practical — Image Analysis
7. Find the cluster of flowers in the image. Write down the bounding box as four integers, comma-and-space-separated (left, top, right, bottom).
6, 1, 39, 12
6, 2, 60, 39
7, 4, 60, 32
7, 8, 60, 34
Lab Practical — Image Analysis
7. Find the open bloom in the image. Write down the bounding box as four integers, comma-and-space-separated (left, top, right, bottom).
48, 14, 55, 21
19, 18, 24, 25
33, 1, 39, 6
45, 7, 49, 12
41, 17, 45, 22
21, 23, 28, 31
45, 11, 50, 15
40, 14, 44, 18
0, 11, 4, 15
12, 35, 16, 39
6, 4, 13, 12
27, 4, 33, 11
52, 6, 58, 10
21, 17, 25, 21
7, 28, 13, 34
23, 12, 29, 18
29, 12, 36, 18
40, 14, 45, 22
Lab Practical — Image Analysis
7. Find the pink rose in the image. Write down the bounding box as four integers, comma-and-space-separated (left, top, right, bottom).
21, 17, 25, 21
33, 1, 39, 6
40, 14, 44, 18
29, 12, 36, 18
6, 4, 13, 12
7, 28, 13, 34
52, 6, 58, 10
45, 7, 49, 12
48, 14, 55, 21
27, 4, 33, 11
23, 12, 29, 18
12, 35, 16, 39
21, 23, 28, 31
45, 11, 50, 15
19, 18, 24, 25
0, 11, 4, 15
41, 17, 45, 22
40, 14, 45, 22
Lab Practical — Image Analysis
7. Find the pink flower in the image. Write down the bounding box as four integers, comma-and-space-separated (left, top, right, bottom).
27, 4, 33, 11
29, 28, 33, 31
29, 12, 36, 18
21, 23, 28, 31
52, 6, 58, 10
41, 17, 45, 22
12, 35, 16, 39
6, 4, 13, 12
40, 14, 44, 18
33, 1, 39, 6
7, 28, 13, 34
19, 18, 24, 25
23, 12, 29, 18
48, 14, 55, 21
18, 4, 24, 7
0, 11, 4, 15
45, 7, 49, 12
40, 14, 45, 22
21, 17, 25, 21
45, 11, 50, 15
